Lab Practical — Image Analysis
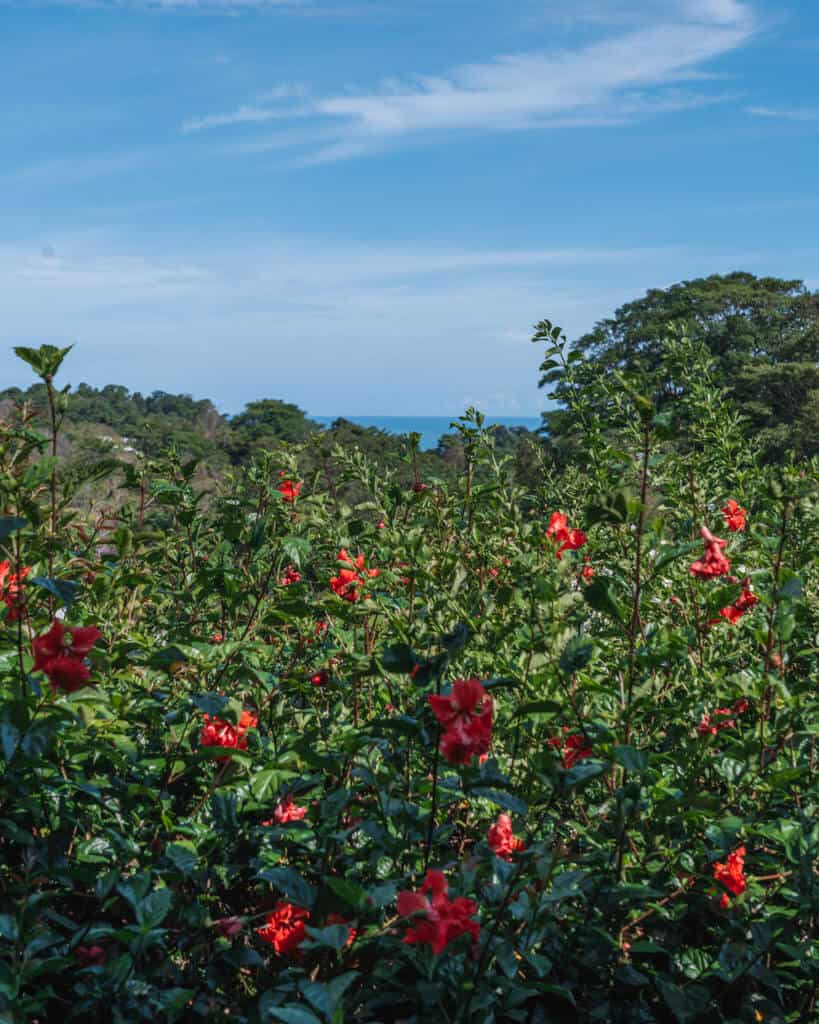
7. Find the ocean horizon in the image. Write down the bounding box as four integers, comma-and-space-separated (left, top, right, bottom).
312, 414, 542, 451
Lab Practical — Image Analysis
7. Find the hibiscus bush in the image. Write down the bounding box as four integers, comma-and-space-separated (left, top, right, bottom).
0, 338, 817, 1024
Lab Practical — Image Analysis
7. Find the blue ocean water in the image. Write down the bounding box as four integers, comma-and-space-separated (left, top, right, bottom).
312, 414, 542, 452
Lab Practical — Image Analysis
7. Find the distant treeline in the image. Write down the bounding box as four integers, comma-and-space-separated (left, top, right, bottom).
0, 382, 545, 498
2, 271, 815, 506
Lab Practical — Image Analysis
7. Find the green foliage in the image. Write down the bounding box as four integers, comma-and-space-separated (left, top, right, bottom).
0, 339, 817, 1024
540, 272, 819, 463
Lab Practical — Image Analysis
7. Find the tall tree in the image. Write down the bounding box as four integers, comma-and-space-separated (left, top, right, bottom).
539, 272, 819, 461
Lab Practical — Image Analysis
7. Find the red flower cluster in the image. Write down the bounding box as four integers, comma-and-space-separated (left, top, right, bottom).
200, 709, 258, 758
548, 726, 593, 769
33, 620, 101, 694
689, 526, 730, 579
698, 698, 748, 736
428, 678, 493, 766
256, 902, 309, 956
330, 549, 380, 602
546, 512, 587, 560
0, 560, 30, 621
310, 669, 329, 687
277, 479, 302, 503
397, 869, 480, 956
719, 578, 759, 624
487, 813, 525, 861
721, 499, 747, 532
270, 794, 308, 825
280, 565, 302, 587
580, 556, 595, 580
713, 846, 747, 908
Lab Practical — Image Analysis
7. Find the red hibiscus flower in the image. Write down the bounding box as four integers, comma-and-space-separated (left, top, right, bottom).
698, 707, 735, 735
548, 726, 593, 769
699, 698, 748, 736
277, 479, 302, 503
721, 499, 747, 532
429, 679, 493, 766
280, 565, 302, 587
200, 709, 258, 759
397, 869, 480, 956
0, 560, 30, 621
487, 813, 525, 861
256, 902, 309, 956
272, 794, 308, 824
330, 549, 380, 602
546, 512, 587, 560
713, 846, 747, 907
32, 620, 101, 694
75, 945, 106, 967
719, 578, 759, 624
689, 526, 730, 580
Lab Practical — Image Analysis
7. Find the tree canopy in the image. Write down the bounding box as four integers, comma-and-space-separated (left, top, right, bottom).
541, 272, 819, 461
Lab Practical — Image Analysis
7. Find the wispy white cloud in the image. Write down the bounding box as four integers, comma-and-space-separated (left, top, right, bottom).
183, 0, 756, 163
182, 84, 309, 133
747, 105, 819, 121
0, 232, 687, 413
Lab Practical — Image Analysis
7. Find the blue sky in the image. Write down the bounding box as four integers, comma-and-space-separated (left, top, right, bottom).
1, 0, 818, 415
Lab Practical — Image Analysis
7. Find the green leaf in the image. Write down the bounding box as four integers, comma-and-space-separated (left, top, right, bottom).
651, 542, 700, 573
31, 576, 81, 609
164, 842, 198, 876
258, 866, 314, 908
14, 344, 72, 378
148, 646, 188, 669
776, 576, 803, 599
324, 877, 366, 910
614, 745, 648, 774
211, 792, 239, 831
364, 715, 423, 741
137, 888, 172, 928
267, 1007, 323, 1024
563, 761, 606, 789
0, 703, 27, 762
512, 700, 563, 720
192, 692, 228, 717
303, 924, 352, 953
559, 635, 595, 674
467, 788, 528, 815
583, 577, 626, 625
440, 622, 469, 653
281, 536, 311, 567
482, 677, 519, 691
0, 516, 27, 541
378, 644, 416, 674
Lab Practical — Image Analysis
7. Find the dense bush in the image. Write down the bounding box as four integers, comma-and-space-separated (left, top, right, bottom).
0, 340, 817, 1024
